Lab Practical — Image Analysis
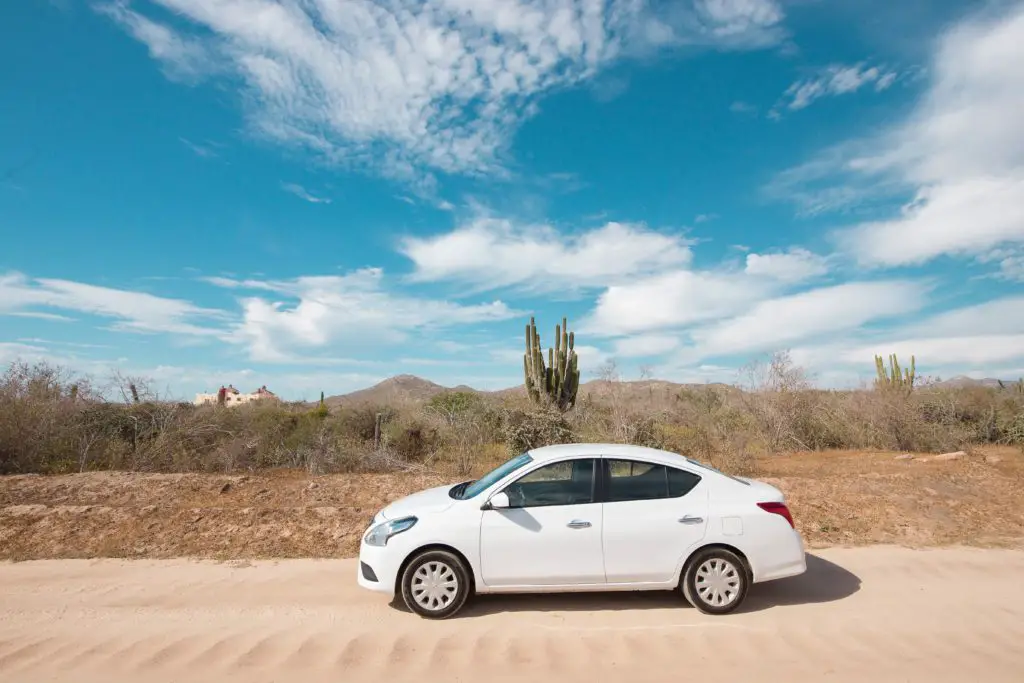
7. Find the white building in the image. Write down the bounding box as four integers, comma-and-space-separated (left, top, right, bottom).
194, 384, 279, 407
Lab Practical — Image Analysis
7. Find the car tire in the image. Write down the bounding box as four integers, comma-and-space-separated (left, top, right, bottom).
681, 547, 749, 615
400, 549, 471, 619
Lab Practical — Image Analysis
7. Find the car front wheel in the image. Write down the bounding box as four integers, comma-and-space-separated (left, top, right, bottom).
681, 547, 749, 615
399, 549, 471, 619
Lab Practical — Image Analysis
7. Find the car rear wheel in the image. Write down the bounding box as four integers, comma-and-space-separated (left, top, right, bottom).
400, 549, 471, 619
681, 547, 748, 615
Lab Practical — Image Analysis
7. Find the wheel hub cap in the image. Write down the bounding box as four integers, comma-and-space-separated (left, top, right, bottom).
695, 558, 741, 608
411, 561, 458, 611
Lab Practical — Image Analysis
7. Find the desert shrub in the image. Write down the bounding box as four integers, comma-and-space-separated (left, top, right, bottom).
382, 416, 442, 462
334, 404, 395, 443
426, 391, 480, 426
500, 404, 575, 456
1, 356, 1021, 476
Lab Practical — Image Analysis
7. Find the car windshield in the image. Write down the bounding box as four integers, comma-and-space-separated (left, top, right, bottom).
457, 452, 534, 499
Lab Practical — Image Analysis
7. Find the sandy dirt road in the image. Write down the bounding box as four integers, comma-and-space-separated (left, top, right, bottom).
2, 546, 1023, 683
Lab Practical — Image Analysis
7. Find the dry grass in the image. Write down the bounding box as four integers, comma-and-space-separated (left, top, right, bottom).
2, 446, 1021, 561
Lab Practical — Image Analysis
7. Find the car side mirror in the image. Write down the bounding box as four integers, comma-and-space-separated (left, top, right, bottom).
484, 491, 510, 510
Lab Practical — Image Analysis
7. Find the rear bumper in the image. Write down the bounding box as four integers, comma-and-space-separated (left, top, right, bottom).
755, 552, 807, 582
751, 527, 807, 583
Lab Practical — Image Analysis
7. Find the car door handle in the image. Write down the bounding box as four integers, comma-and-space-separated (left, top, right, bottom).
678, 515, 704, 524
567, 520, 592, 529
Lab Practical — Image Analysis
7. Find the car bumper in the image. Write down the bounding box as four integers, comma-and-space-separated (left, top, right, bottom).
751, 527, 807, 583
356, 536, 404, 598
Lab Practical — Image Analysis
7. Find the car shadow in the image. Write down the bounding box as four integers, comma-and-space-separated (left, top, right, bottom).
389, 553, 860, 618
734, 553, 861, 613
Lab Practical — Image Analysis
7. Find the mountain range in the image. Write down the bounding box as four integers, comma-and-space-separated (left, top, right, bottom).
316, 373, 1019, 407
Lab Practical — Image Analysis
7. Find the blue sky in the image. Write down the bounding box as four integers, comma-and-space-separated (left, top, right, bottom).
3, 0, 1024, 401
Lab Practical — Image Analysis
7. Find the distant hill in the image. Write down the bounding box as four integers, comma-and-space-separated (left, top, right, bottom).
930, 375, 1018, 389
322, 375, 732, 408
323, 374, 477, 407
316, 372, 1024, 408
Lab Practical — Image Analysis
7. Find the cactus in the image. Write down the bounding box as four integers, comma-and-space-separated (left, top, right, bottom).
874, 353, 915, 390
312, 390, 329, 418
523, 316, 580, 411
999, 378, 1024, 394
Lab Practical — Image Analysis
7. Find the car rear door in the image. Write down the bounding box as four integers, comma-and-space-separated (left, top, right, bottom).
479, 456, 606, 587
599, 457, 709, 584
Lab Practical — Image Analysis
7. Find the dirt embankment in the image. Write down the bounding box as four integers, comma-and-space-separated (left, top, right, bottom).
2, 447, 1023, 561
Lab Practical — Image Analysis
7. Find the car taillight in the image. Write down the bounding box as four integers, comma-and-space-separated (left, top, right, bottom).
757, 501, 795, 528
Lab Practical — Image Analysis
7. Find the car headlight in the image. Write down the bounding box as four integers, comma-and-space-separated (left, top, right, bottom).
363, 516, 417, 547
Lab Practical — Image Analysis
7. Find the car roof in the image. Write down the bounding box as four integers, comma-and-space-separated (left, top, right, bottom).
527, 443, 693, 468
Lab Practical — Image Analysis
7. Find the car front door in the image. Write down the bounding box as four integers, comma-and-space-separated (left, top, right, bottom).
479, 457, 606, 587
600, 458, 709, 584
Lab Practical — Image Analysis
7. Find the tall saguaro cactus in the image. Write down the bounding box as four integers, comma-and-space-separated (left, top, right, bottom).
524, 316, 580, 411
875, 353, 915, 391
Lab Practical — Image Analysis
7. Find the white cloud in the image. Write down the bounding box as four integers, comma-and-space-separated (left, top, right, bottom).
488, 339, 610, 369
0, 272, 226, 337
901, 296, 1024, 337
744, 247, 828, 283
691, 0, 785, 46
678, 279, 929, 361
281, 182, 331, 204
771, 4, 1024, 269
582, 268, 767, 336
97, 1, 212, 82
783, 295, 1024, 384
1, 269, 525, 366
179, 137, 220, 158
98, 0, 785, 182
400, 218, 694, 292
611, 333, 679, 357
5, 311, 77, 322
839, 335, 1024, 368
209, 268, 522, 362
780, 62, 899, 111
977, 248, 1024, 282
573, 343, 611, 368
836, 176, 1024, 266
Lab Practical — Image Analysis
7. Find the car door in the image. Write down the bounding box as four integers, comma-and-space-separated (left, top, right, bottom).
479, 457, 606, 587
599, 458, 709, 584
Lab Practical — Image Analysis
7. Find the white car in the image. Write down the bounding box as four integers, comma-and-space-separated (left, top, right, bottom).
357, 443, 806, 618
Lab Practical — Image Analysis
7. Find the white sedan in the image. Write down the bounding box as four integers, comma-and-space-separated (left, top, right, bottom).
357, 443, 806, 618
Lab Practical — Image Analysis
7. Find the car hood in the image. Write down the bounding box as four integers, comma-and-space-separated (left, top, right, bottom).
379, 483, 458, 520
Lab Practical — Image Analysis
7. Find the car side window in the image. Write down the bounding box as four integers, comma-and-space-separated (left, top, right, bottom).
605, 459, 702, 502
667, 466, 701, 497
504, 458, 595, 508
606, 459, 669, 501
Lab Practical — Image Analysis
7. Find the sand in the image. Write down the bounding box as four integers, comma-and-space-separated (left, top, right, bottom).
2, 546, 1024, 683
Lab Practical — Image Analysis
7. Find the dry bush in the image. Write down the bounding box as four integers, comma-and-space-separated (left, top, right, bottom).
499, 400, 575, 457
1, 356, 1022, 477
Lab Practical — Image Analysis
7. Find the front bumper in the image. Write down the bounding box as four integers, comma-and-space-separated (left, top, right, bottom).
356, 531, 406, 598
